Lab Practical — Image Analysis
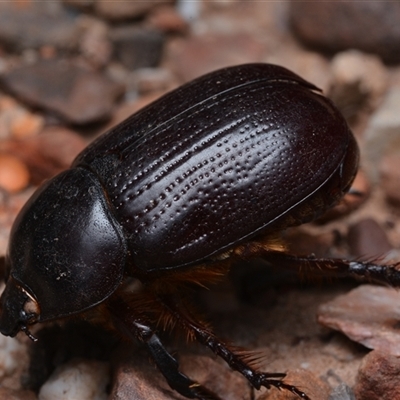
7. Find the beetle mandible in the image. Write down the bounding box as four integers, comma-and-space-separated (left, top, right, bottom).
1, 63, 400, 400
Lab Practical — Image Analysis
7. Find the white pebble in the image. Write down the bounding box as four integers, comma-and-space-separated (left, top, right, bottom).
39, 358, 109, 400
0, 334, 27, 379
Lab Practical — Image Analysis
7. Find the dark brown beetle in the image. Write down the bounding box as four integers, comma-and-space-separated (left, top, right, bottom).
1, 63, 400, 399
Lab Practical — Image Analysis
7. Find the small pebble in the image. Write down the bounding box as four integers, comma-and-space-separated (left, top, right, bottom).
0, 333, 27, 380
329, 50, 388, 121
38, 359, 109, 400
0, 126, 87, 185
78, 16, 112, 69
95, 0, 175, 21
0, 97, 43, 140
329, 383, 356, 400
10, 113, 44, 139
347, 218, 392, 260
0, 154, 30, 193
110, 26, 165, 70
147, 5, 189, 34
134, 67, 173, 95
364, 88, 400, 183
380, 152, 400, 207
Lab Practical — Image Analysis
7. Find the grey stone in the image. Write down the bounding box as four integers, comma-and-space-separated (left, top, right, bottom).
110, 26, 165, 70
364, 88, 400, 182
0, 6, 81, 53
0, 59, 124, 125
328, 50, 388, 122
329, 383, 355, 400
347, 218, 393, 260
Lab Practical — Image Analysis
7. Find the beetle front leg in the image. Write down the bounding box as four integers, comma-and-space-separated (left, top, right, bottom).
158, 296, 310, 400
107, 295, 221, 400
236, 243, 400, 287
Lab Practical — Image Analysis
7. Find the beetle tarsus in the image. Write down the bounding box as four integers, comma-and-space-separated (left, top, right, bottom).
347, 260, 400, 286
267, 379, 310, 400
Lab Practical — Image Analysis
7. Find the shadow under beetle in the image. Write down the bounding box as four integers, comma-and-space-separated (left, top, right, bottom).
1, 63, 400, 399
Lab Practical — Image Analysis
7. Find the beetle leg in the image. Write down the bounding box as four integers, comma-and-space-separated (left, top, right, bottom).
235, 243, 400, 287
158, 295, 310, 400
107, 295, 221, 400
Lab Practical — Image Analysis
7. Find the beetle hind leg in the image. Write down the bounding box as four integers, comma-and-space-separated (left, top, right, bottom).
235, 242, 400, 286
159, 295, 310, 400
107, 295, 222, 400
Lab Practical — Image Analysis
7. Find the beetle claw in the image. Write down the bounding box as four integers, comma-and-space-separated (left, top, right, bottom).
260, 378, 310, 400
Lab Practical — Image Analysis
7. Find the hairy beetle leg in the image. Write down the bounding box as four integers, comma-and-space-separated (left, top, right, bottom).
159, 296, 310, 399
107, 296, 221, 400
237, 244, 400, 287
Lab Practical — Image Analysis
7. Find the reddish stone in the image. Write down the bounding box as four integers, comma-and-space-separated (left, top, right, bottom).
147, 5, 189, 35
0, 388, 36, 400
289, 1, 400, 63
318, 285, 400, 356
0, 154, 30, 193
0, 126, 87, 184
354, 350, 400, 400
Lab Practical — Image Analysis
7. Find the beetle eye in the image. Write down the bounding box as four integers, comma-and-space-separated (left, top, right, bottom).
18, 292, 39, 341
20, 289, 40, 327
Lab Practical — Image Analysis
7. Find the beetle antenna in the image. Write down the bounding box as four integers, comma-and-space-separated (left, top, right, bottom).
21, 325, 38, 342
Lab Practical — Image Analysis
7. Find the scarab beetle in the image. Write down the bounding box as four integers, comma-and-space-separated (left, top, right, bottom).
1, 63, 400, 400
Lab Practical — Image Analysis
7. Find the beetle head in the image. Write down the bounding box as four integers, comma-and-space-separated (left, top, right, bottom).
0, 168, 126, 339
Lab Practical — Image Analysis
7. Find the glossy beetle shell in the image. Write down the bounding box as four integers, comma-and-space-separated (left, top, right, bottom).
0, 63, 359, 332
75, 63, 358, 272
